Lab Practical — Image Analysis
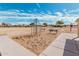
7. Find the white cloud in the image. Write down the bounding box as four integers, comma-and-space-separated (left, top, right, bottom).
68, 9, 79, 13
60, 8, 79, 24
63, 8, 79, 17
0, 9, 78, 25
16, 22, 31, 24
55, 12, 63, 17
0, 10, 59, 25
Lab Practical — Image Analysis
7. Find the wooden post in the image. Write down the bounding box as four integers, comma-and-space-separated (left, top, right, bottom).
34, 18, 38, 35
77, 20, 79, 37
70, 23, 72, 32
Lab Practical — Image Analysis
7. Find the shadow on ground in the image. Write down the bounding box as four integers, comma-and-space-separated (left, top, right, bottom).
63, 38, 79, 56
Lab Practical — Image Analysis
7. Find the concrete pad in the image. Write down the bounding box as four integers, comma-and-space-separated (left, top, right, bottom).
52, 33, 79, 55
0, 36, 36, 56
63, 39, 79, 55
74, 38, 79, 51
54, 33, 77, 43
40, 45, 78, 56
51, 40, 79, 55
40, 46, 64, 56
51, 41, 66, 49
63, 50, 78, 56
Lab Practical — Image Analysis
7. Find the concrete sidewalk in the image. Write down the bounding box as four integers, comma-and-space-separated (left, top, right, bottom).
40, 33, 79, 56
0, 36, 36, 56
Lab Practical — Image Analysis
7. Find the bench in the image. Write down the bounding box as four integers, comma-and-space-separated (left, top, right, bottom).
49, 29, 58, 34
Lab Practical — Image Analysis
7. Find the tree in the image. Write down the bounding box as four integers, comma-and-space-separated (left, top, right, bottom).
43, 23, 48, 26
1, 23, 10, 27
76, 18, 79, 22
29, 23, 35, 26
56, 20, 64, 27
56, 20, 64, 25
2, 23, 6, 26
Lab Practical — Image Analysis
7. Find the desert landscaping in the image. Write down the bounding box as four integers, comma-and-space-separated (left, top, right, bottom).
0, 17, 78, 55
0, 24, 77, 55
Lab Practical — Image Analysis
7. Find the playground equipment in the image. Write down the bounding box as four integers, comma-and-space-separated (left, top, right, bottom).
31, 18, 45, 37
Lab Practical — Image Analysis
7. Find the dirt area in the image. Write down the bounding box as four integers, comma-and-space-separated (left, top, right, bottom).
12, 32, 57, 55
10, 26, 58, 55
61, 26, 77, 34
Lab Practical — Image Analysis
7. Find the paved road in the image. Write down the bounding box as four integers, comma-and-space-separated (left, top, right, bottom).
0, 36, 36, 56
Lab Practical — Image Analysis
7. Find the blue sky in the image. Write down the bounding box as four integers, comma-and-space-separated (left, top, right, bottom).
0, 3, 79, 25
